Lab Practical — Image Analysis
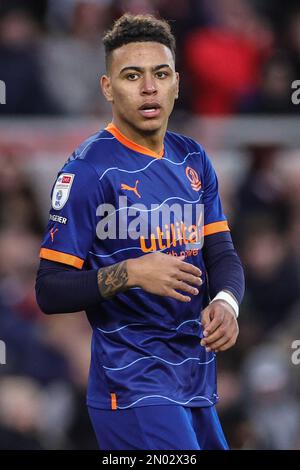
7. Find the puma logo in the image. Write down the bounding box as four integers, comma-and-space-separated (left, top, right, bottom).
121, 179, 141, 198
50, 228, 59, 242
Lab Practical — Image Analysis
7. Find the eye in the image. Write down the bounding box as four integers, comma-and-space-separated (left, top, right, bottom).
156, 71, 169, 79
126, 73, 140, 81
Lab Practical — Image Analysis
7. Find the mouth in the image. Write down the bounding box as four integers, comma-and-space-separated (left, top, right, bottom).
138, 102, 161, 118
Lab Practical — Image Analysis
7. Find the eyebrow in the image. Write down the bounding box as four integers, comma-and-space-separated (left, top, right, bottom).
119, 64, 172, 74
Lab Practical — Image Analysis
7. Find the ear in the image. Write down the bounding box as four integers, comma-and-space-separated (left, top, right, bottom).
100, 75, 113, 103
175, 72, 180, 100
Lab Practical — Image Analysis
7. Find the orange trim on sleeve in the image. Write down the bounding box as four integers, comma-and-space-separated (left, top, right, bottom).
204, 220, 230, 236
106, 122, 164, 159
39, 248, 84, 269
111, 393, 117, 410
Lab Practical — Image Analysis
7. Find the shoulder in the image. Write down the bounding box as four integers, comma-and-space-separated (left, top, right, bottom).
165, 130, 206, 156
51, 129, 115, 197
165, 130, 210, 169
165, 131, 216, 181
62, 127, 118, 176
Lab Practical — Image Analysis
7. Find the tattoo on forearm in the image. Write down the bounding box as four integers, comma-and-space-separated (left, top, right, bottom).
97, 261, 129, 299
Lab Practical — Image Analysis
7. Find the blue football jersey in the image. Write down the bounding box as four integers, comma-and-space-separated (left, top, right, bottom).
40, 123, 230, 410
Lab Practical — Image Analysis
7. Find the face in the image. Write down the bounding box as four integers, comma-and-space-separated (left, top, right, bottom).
101, 41, 179, 135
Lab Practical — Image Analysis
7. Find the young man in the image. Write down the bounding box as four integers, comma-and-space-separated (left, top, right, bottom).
36, 14, 245, 450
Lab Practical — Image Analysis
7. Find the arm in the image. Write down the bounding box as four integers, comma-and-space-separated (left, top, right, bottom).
199, 148, 245, 352
200, 231, 245, 352
36, 253, 203, 315
203, 231, 245, 305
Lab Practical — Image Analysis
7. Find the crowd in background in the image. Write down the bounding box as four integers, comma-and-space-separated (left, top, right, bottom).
0, 0, 300, 450
1, 0, 300, 116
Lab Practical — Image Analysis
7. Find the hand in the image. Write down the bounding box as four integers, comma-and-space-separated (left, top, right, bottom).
200, 300, 239, 352
127, 252, 202, 302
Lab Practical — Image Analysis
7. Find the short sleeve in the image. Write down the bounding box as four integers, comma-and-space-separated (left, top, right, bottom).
202, 150, 230, 237
40, 159, 103, 269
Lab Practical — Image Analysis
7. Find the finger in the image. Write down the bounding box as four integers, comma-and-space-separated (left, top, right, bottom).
217, 339, 236, 352
204, 318, 239, 350
176, 271, 202, 287
201, 325, 228, 348
178, 261, 202, 277
202, 311, 224, 337
167, 288, 191, 303
203, 334, 231, 352
172, 280, 199, 296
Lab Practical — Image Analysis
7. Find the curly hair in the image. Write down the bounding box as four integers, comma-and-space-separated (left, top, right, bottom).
103, 13, 176, 70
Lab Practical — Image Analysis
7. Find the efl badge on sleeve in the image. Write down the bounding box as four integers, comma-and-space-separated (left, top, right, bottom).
52, 173, 75, 210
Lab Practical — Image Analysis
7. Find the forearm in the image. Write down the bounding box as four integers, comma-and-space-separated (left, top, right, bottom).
35, 259, 137, 314
97, 259, 138, 299
203, 232, 245, 305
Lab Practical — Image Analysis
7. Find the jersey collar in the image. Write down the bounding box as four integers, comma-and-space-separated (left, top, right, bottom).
105, 122, 164, 159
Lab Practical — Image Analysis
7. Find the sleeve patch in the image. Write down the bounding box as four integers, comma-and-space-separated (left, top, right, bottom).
52, 173, 75, 210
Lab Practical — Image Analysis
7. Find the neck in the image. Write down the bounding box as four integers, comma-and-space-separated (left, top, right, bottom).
111, 117, 167, 154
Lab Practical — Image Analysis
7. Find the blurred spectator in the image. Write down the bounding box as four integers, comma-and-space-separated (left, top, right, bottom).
154, 0, 206, 111
233, 144, 290, 232
243, 345, 300, 449
286, 8, 300, 78
0, 229, 42, 322
239, 53, 299, 114
0, 9, 59, 115
288, 210, 300, 261
39, 0, 113, 116
116, 0, 155, 15
0, 0, 48, 25
0, 376, 45, 449
0, 375, 79, 449
219, 404, 258, 449
184, 0, 273, 115
0, 0, 300, 451
0, 152, 44, 235
40, 313, 99, 449
241, 222, 300, 330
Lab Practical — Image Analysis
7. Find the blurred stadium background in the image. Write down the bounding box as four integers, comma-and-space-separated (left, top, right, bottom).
0, 0, 300, 450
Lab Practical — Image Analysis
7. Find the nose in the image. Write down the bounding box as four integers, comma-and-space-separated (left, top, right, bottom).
141, 74, 157, 95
